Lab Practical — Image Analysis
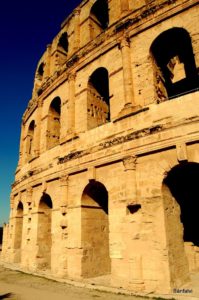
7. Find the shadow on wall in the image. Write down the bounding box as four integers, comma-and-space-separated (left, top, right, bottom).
0, 227, 3, 244
164, 162, 199, 246
0, 293, 13, 299
0, 227, 3, 251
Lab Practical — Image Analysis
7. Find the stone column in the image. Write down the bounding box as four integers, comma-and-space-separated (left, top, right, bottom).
20, 187, 33, 266
44, 45, 51, 79
4, 194, 15, 259
110, 156, 140, 288
122, 155, 144, 288
117, 36, 141, 119
18, 122, 26, 167
58, 175, 69, 276
121, 37, 134, 106
123, 155, 137, 205
10, 194, 15, 213
59, 176, 68, 238
60, 175, 69, 213
11, 193, 24, 263
73, 8, 81, 51
25, 187, 33, 209
67, 73, 76, 137
34, 99, 42, 157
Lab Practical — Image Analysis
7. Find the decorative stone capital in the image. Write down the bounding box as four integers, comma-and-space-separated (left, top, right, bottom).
68, 72, 76, 82
73, 7, 81, 16
60, 175, 69, 186
37, 98, 43, 108
123, 155, 137, 171
118, 35, 130, 50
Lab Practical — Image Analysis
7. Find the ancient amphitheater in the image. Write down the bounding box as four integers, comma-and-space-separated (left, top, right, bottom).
2, 0, 199, 295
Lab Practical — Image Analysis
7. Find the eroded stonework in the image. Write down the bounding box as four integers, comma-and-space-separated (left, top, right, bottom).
2, 0, 199, 295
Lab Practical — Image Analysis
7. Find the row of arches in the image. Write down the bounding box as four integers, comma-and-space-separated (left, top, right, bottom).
151, 27, 199, 101
15, 181, 109, 274
14, 162, 199, 274
37, 32, 69, 83
26, 67, 110, 160
26, 96, 61, 159
26, 28, 199, 160
36, 0, 109, 83
36, 23, 198, 103
89, 0, 109, 39
14, 193, 53, 266
87, 27, 199, 103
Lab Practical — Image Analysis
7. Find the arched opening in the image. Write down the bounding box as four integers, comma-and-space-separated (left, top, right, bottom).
14, 201, 24, 262
37, 62, 45, 80
58, 32, 69, 53
81, 180, 110, 277
163, 162, 199, 271
26, 120, 35, 161
87, 67, 110, 129
46, 97, 61, 149
89, 0, 109, 39
37, 193, 53, 270
150, 28, 199, 101
53, 32, 69, 68
35, 62, 45, 96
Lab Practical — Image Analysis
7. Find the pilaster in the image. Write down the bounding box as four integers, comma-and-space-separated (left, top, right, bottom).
18, 122, 25, 167
123, 155, 138, 206
116, 36, 141, 120
74, 8, 81, 52
34, 99, 43, 157
66, 73, 78, 140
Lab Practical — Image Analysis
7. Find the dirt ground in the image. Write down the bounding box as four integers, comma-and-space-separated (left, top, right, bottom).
0, 266, 149, 300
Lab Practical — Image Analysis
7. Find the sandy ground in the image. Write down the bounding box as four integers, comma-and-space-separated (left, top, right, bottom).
0, 266, 148, 300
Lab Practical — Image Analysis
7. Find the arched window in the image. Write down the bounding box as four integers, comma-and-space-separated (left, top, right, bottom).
81, 180, 110, 277
26, 120, 35, 161
39, 193, 53, 210
53, 33, 69, 69
87, 67, 110, 129
58, 32, 69, 53
34, 62, 45, 96
89, 0, 109, 39
16, 201, 24, 216
37, 62, 45, 80
46, 97, 61, 149
150, 28, 199, 101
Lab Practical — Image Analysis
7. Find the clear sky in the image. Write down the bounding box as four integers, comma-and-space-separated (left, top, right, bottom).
0, 0, 81, 226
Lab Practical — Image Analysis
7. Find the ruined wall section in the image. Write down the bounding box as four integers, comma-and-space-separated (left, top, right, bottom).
3, 0, 199, 295
131, 2, 199, 106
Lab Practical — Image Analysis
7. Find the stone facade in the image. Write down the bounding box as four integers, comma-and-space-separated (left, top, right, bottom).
2, 0, 199, 294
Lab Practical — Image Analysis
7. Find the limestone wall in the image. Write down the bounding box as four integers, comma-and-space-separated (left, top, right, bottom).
2, 0, 199, 295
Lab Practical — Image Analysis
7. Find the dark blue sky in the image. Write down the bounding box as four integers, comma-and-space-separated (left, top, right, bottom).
0, 0, 81, 226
